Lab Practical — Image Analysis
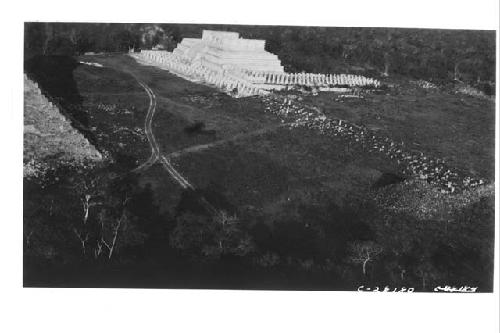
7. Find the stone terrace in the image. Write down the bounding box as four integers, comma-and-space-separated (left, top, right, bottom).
24, 74, 102, 178
130, 30, 380, 97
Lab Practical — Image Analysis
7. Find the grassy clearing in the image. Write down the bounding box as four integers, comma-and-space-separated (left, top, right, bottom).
83, 55, 281, 154
137, 163, 184, 213
174, 126, 401, 210
303, 88, 495, 180
74, 77, 150, 163
151, 95, 280, 154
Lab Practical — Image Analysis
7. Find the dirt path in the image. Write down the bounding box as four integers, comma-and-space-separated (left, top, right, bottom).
132, 79, 194, 189
167, 124, 285, 159
131, 77, 219, 215
131, 81, 160, 173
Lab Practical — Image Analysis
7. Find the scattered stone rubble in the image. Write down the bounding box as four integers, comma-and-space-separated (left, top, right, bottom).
456, 84, 493, 100
261, 95, 487, 193
79, 61, 104, 68
374, 179, 494, 220
411, 80, 438, 90
96, 103, 118, 113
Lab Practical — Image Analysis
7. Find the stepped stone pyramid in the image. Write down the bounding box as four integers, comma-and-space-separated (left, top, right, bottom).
173, 30, 284, 73
131, 30, 380, 97
24, 75, 101, 177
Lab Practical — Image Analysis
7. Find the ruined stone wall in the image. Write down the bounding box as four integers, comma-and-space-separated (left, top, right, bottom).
24, 75, 102, 178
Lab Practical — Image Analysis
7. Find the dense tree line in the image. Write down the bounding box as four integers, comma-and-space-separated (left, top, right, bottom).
25, 23, 495, 90
24, 23, 142, 57
24, 168, 495, 291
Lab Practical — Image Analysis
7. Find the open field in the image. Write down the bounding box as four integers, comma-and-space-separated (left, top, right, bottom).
83, 55, 281, 152
23, 53, 495, 291
81, 54, 403, 211
174, 126, 401, 210
302, 87, 495, 180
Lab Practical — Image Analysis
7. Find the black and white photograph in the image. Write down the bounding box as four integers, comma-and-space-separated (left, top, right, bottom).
22, 21, 496, 291
2, 0, 499, 332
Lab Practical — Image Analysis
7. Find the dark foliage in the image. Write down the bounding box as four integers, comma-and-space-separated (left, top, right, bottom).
24, 55, 83, 105
184, 121, 205, 134
24, 23, 496, 92
372, 173, 406, 189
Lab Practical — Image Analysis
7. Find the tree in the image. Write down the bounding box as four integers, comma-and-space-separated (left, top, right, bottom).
74, 29, 95, 55
24, 23, 46, 58
59, 169, 146, 260
94, 193, 142, 259
113, 29, 136, 52
170, 211, 254, 260
443, 34, 468, 81
414, 260, 440, 291
349, 241, 383, 275
204, 211, 254, 258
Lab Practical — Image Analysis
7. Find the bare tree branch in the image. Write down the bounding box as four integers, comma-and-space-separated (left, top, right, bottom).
73, 228, 89, 256
349, 241, 383, 275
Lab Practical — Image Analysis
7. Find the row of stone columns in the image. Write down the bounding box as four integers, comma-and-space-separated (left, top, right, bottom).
241, 69, 381, 88
257, 72, 380, 87
138, 51, 196, 77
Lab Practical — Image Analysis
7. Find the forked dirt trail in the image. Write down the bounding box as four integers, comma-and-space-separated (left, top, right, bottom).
132, 81, 159, 173
167, 124, 284, 159
133, 79, 194, 190
132, 77, 219, 215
